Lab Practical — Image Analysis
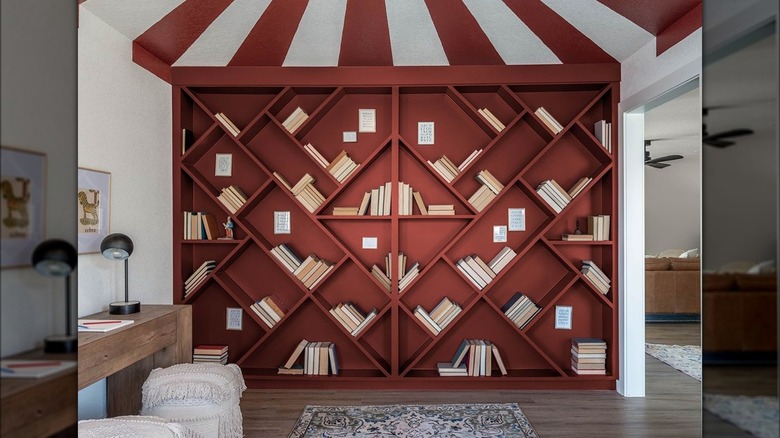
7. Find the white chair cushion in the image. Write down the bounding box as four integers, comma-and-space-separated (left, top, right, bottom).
78, 415, 201, 438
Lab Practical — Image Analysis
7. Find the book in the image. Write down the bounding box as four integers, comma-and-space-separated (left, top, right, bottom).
567, 177, 591, 198
77, 319, 134, 332
478, 108, 505, 131
282, 339, 309, 369
414, 306, 442, 335
304, 143, 329, 167
451, 339, 471, 368
456, 259, 486, 289
1, 360, 77, 379
437, 362, 468, 376
457, 149, 482, 171
464, 256, 493, 285
215, 112, 240, 136
277, 365, 304, 375
491, 344, 508, 375
562, 234, 594, 241
429, 297, 454, 323
286, 109, 309, 133
412, 191, 428, 215
488, 246, 516, 273
194, 344, 228, 355
185, 260, 217, 287
357, 192, 372, 215
351, 309, 378, 336
436, 304, 462, 329
181, 128, 193, 155
383, 182, 392, 215
282, 107, 305, 129
536, 187, 562, 213
328, 343, 339, 375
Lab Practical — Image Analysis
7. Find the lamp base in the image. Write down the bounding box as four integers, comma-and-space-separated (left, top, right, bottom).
109, 300, 141, 315
44, 334, 78, 353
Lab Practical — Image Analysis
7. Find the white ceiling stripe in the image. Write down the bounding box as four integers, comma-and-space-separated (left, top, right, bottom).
174, 0, 272, 67
385, 0, 449, 66
464, 0, 560, 65
81, 0, 184, 41
283, 0, 348, 66
540, 0, 653, 62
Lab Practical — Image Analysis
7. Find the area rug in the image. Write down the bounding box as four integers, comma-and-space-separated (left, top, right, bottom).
645, 343, 701, 381
703, 394, 779, 438
288, 403, 538, 437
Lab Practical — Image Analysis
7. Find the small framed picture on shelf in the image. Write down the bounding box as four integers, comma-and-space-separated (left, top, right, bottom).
418, 122, 434, 145
215, 153, 232, 177
226, 307, 243, 330
1, 146, 46, 268
508, 208, 526, 231
492, 225, 507, 243
343, 131, 357, 143
358, 108, 376, 133
77, 167, 111, 254
274, 211, 291, 234
555, 305, 573, 329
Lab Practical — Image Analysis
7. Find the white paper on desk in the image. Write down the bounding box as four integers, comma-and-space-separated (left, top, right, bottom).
0, 360, 77, 379
77, 319, 134, 332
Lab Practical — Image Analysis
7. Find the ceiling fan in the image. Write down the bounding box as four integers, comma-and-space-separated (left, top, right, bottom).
702, 106, 755, 148
644, 139, 683, 169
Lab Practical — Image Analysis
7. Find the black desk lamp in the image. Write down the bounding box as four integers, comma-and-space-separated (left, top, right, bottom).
32, 239, 77, 353
101, 233, 140, 314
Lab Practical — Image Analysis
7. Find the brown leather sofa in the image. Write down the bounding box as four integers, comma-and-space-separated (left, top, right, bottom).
645, 257, 701, 315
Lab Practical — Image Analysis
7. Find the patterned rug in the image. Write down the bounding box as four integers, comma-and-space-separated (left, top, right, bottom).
645, 343, 701, 381
703, 394, 779, 438
288, 403, 538, 437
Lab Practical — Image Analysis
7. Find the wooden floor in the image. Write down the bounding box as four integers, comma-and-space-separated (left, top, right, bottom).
242, 323, 719, 437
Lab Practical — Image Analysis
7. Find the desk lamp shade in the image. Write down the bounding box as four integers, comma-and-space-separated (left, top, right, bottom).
101, 233, 140, 314
31, 239, 77, 353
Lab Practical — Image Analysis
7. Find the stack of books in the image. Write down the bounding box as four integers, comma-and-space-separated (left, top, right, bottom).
329, 303, 378, 337
571, 338, 607, 375
370, 256, 392, 292
587, 215, 611, 241
292, 254, 336, 290
269, 243, 303, 273
395, 252, 420, 292
182, 211, 220, 240
184, 260, 216, 297
534, 107, 563, 134
427, 204, 455, 215
215, 113, 240, 136
489, 246, 517, 274
437, 339, 508, 376
274, 172, 326, 213
427, 155, 461, 182
581, 260, 610, 295
278, 339, 339, 376
455, 254, 496, 290
282, 107, 309, 134
468, 170, 504, 211
326, 150, 359, 183
193, 345, 228, 365
332, 207, 359, 216
478, 108, 505, 132
250, 296, 287, 328
414, 297, 462, 335
217, 185, 248, 214
303, 143, 329, 167
397, 182, 416, 215
536, 179, 571, 213
561, 233, 594, 241
501, 292, 541, 329
458, 149, 483, 172
568, 177, 592, 199
594, 120, 612, 153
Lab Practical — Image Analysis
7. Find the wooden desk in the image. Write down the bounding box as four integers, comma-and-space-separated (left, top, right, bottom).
0, 349, 77, 437
78, 305, 191, 416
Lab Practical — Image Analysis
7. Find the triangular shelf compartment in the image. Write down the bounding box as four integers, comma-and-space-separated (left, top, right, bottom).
577, 85, 615, 137
407, 299, 557, 377
550, 244, 614, 302
398, 221, 469, 281
510, 83, 603, 130
544, 172, 613, 240
357, 311, 393, 372
190, 282, 267, 363
398, 86, 492, 164
179, 172, 249, 242
313, 260, 390, 312
319, 144, 392, 216
525, 281, 614, 376
320, 219, 391, 273
399, 259, 477, 315
179, 90, 219, 149
187, 132, 268, 198
453, 85, 523, 134
399, 309, 434, 371
268, 87, 338, 136
399, 143, 471, 215
179, 243, 240, 301
239, 299, 386, 377
300, 87, 393, 164
189, 87, 281, 136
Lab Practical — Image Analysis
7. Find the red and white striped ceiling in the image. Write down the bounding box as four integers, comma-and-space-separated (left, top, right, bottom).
80, 0, 701, 81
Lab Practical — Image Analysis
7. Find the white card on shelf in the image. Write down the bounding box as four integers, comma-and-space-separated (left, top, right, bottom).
226, 307, 243, 330
274, 211, 291, 234
362, 237, 378, 249
493, 225, 507, 243
215, 153, 232, 177
418, 122, 434, 145
555, 305, 573, 329
343, 131, 358, 142
359, 108, 376, 133
508, 208, 526, 231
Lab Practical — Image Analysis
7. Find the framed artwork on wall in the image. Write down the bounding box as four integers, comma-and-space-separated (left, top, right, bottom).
1, 146, 46, 268
78, 167, 111, 254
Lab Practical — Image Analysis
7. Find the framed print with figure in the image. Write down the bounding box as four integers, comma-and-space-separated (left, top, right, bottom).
1, 146, 46, 268
78, 167, 111, 254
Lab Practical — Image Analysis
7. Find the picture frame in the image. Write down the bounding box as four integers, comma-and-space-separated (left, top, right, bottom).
1, 146, 46, 268
555, 305, 573, 329
215, 153, 233, 177
78, 167, 111, 254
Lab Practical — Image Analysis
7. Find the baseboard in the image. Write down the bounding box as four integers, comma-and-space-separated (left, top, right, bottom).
645, 313, 700, 323
703, 351, 778, 366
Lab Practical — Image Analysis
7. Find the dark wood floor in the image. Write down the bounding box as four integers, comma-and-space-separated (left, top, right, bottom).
241, 323, 745, 437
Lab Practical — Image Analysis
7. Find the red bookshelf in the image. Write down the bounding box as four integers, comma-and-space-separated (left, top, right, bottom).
173, 68, 618, 389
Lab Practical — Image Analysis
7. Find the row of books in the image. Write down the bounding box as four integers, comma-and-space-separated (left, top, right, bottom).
215, 112, 240, 136
184, 260, 216, 297
370, 252, 420, 292
571, 338, 606, 375
414, 297, 462, 335
303, 145, 360, 183
397, 182, 417, 215
329, 302, 378, 337
282, 106, 309, 134
217, 185, 248, 214
331, 182, 391, 216
478, 108, 505, 132
270, 244, 334, 290
411, 191, 452, 216
534, 107, 563, 134
456, 246, 517, 290
278, 339, 339, 376
250, 295, 288, 328
468, 169, 504, 212
193, 344, 228, 365
581, 260, 611, 295
437, 339, 507, 376
182, 211, 220, 240
501, 292, 541, 329
274, 172, 326, 213
594, 120, 612, 153
428, 150, 482, 183
536, 176, 591, 213
588, 215, 611, 241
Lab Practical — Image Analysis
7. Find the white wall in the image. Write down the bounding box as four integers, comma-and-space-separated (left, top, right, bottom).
78, 7, 172, 418
645, 156, 701, 255
0, 0, 77, 357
